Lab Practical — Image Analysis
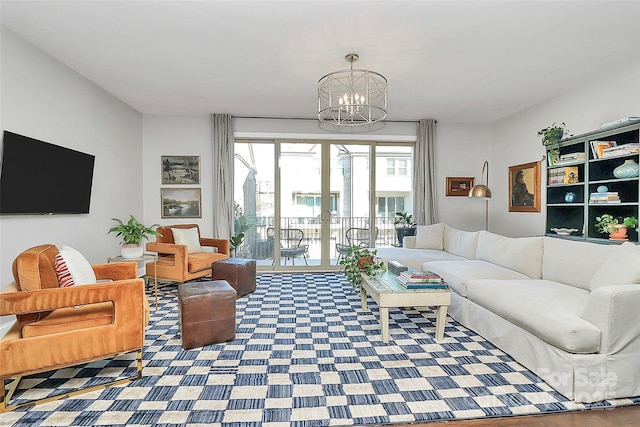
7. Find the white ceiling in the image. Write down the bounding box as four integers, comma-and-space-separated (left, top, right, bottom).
2, 1, 640, 123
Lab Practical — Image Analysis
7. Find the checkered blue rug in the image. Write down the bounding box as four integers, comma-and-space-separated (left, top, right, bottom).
2, 273, 639, 426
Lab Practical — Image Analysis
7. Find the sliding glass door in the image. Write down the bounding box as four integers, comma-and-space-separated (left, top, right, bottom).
234, 139, 413, 270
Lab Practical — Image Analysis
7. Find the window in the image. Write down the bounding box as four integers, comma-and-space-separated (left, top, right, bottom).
386, 158, 409, 176
377, 196, 405, 217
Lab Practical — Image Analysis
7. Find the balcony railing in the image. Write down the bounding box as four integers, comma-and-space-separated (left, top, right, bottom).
238, 216, 400, 266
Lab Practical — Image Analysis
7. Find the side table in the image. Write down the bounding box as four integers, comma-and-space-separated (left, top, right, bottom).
107, 253, 158, 309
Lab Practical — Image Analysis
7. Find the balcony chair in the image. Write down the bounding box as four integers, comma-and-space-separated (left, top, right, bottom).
336, 227, 379, 263
0, 244, 148, 412
145, 224, 229, 284
267, 227, 309, 266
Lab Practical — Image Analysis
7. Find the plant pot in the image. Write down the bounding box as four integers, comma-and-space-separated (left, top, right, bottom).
608, 225, 628, 240
396, 227, 416, 245
121, 243, 144, 259
358, 256, 374, 270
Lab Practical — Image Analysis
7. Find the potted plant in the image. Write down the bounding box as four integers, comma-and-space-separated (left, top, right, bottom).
595, 214, 638, 240
538, 122, 567, 147
108, 215, 161, 259
339, 246, 385, 292
394, 211, 416, 246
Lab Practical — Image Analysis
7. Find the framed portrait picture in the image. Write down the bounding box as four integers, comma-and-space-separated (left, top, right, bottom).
446, 177, 475, 196
161, 188, 202, 218
509, 161, 541, 212
162, 156, 200, 184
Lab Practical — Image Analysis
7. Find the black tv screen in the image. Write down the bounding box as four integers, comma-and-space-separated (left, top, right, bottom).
0, 131, 95, 215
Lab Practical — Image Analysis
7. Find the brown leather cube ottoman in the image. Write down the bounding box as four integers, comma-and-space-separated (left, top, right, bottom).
211, 258, 256, 298
177, 280, 236, 350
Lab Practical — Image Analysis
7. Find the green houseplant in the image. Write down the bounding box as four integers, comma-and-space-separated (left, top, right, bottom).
394, 211, 416, 246
339, 246, 385, 291
595, 214, 638, 240
538, 122, 567, 147
108, 215, 161, 259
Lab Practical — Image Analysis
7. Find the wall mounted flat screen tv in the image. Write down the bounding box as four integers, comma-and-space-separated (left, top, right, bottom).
0, 131, 95, 215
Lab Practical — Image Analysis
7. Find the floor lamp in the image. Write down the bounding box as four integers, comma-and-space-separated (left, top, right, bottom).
469, 160, 492, 230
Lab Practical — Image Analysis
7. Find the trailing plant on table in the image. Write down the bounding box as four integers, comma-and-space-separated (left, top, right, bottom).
339, 246, 385, 291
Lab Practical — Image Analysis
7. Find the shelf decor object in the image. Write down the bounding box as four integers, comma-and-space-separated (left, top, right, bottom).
613, 159, 639, 179
317, 53, 387, 126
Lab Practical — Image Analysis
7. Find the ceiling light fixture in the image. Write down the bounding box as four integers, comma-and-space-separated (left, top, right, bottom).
317, 53, 387, 126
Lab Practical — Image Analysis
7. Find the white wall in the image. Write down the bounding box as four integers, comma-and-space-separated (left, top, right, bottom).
0, 28, 143, 327
435, 123, 493, 231
491, 59, 640, 237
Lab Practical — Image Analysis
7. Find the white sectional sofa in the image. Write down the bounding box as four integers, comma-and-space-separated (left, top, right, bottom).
374, 223, 640, 403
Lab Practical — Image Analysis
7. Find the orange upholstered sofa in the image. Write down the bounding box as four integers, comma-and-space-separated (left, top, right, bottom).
0, 244, 149, 412
145, 224, 229, 283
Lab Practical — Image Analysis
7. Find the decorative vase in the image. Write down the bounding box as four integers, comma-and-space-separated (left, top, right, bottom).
564, 192, 575, 203
121, 243, 143, 259
613, 159, 639, 179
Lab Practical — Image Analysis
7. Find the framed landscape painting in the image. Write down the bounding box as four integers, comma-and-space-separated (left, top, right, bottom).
161, 188, 201, 218
509, 161, 541, 212
446, 177, 474, 196
162, 155, 200, 184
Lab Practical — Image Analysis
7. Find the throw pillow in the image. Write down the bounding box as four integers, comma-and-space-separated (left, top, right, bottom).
172, 227, 203, 254
414, 223, 445, 250
590, 242, 640, 290
57, 245, 97, 286
54, 252, 75, 287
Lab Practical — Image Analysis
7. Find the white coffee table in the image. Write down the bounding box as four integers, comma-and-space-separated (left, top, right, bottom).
360, 271, 451, 343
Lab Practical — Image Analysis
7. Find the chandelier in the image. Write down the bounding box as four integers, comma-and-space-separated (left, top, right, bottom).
317, 53, 387, 126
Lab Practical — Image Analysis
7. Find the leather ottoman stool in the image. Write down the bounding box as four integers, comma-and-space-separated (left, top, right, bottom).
211, 258, 256, 298
177, 280, 236, 350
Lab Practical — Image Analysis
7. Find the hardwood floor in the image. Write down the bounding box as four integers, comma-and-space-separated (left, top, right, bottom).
384, 404, 640, 426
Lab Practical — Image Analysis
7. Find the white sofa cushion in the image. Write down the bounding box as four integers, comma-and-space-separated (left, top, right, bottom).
543, 237, 621, 291
414, 223, 445, 249
589, 242, 640, 290
375, 246, 464, 272
443, 225, 479, 259
424, 259, 530, 297
466, 279, 601, 354
476, 231, 543, 279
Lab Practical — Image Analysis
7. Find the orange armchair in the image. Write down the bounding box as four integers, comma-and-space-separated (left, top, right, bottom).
145, 224, 229, 283
0, 244, 148, 412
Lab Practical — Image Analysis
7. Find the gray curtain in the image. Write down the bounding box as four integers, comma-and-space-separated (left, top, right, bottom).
211, 114, 234, 238
413, 119, 438, 225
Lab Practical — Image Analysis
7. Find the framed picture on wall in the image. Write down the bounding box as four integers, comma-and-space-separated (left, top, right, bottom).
509, 161, 541, 212
161, 155, 200, 184
161, 188, 202, 218
446, 177, 475, 196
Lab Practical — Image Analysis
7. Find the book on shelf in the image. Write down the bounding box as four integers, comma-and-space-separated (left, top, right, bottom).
559, 152, 586, 163
602, 143, 640, 157
564, 166, 579, 184
547, 151, 560, 167
589, 192, 621, 203
590, 140, 617, 159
